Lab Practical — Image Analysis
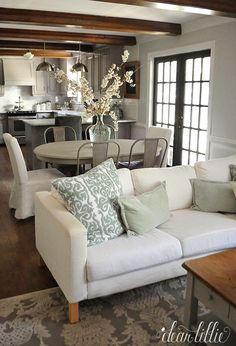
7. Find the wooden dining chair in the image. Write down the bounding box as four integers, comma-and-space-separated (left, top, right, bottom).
120, 137, 168, 170
44, 126, 77, 144
84, 124, 117, 140
76, 141, 120, 175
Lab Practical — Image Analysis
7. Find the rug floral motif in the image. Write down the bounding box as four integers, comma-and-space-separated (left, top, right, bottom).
0, 277, 215, 346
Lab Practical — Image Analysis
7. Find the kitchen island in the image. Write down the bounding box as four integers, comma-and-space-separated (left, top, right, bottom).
24, 118, 136, 169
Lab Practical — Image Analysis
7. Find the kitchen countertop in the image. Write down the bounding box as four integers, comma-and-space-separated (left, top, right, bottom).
23, 118, 136, 126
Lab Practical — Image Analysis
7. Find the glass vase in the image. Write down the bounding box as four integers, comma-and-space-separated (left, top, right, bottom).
89, 115, 111, 142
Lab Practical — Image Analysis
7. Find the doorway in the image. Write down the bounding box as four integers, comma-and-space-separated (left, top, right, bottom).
153, 49, 211, 166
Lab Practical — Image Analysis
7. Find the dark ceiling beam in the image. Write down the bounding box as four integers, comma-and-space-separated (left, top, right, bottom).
0, 28, 136, 46
0, 7, 181, 35
0, 40, 94, 52
92, 0, 236, 17
0, 49, 73, 58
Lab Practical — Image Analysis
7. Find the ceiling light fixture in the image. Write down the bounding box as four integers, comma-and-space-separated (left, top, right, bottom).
36, 43, 54, 72
23, 50, 34, 60
72, 43, 88, 73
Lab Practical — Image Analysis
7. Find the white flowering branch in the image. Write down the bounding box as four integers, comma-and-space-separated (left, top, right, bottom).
54, 50, 134, 130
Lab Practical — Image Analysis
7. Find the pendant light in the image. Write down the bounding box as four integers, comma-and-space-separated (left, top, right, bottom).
72, 44, 88, 72
36, 43, 54, 72
23, 50, 34, 60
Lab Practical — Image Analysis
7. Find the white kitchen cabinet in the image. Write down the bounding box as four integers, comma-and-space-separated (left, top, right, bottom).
3, 58, 34, 86
32, 58, 60, 96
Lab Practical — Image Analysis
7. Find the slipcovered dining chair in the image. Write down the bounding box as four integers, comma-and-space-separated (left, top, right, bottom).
146, 126, 172, 167
44, 126, 77, 144
3, 133, 64, 219
76, 141, 120, 175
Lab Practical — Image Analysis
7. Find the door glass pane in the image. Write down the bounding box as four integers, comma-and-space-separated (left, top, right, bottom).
185, 59, 193, 81
157, 84, 163, 102
182, 150, 189, 165
158, 63, 164, 82
190, 152, 197, 166
198, 154, 205, 162
163, 83, 169, 103
156, 104, 162, 123
194, 58, 201, 81
163, 105, 169, 123
200, 107, 208, 130
202, 57, 210, 80
190, 129, 198, 151
199, 131, 207, 153
164, 62, 170, 82
184, 83, 192, 104
169, 105, 175, 125
192, 82, 200, 104
183, 128, 190, 149
192, 106, 199, 128
184, 106, 191, 127
170, 83, 176, 103
171, 61, 177, 82
169, 125, 174, 146
201, 82, 209, 105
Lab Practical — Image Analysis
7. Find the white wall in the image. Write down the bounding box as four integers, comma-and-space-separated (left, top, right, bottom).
130, 18, 236, 158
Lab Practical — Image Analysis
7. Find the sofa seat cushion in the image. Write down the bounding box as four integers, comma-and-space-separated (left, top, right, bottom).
159, 209, 236, 257
86, 229, 182, 282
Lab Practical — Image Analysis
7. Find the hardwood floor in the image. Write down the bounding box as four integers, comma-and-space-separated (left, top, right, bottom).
0, 144, 56, 299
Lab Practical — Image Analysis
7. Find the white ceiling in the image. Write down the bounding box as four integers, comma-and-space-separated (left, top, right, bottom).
0, 0, 204, 37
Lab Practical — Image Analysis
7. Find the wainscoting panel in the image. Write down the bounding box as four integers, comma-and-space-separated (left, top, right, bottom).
209, 136, 236, 159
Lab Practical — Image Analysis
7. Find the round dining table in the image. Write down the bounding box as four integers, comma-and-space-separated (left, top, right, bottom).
34, 139, 162, 166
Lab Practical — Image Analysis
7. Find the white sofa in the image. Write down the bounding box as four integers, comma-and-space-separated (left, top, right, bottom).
35, 155, 236, 322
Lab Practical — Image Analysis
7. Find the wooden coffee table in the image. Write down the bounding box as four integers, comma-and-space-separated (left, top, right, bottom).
183, 249, 236, 332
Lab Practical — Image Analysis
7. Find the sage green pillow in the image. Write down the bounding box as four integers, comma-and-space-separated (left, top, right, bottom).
117, 182, 170, 237
52, 159, 124, 246
191, 179, 236, 213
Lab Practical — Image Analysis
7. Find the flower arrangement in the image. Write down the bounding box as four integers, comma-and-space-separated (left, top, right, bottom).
54, 50, 134, 130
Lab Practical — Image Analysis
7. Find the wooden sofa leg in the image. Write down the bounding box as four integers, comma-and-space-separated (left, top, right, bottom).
69, 303, 79, 323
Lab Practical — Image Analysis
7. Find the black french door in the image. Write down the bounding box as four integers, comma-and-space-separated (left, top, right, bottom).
153, 49, 211, 166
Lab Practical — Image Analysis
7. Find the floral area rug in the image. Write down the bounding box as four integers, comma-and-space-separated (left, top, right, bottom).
0, 277, 234, 346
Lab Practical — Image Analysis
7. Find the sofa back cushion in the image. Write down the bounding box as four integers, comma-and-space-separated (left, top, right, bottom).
131, 165, 196, 211
116, 168, 134, 196
194, 155, 236, 181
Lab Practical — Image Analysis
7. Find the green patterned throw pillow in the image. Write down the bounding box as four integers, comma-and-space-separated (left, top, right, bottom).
52, 159, 124, 246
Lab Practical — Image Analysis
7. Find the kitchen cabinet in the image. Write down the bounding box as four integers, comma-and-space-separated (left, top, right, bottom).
3, 58, 34, 86
86, 46, 124, 97
59, 58, 79, 97
59, 46, 124, 98
32, 58, 60, 96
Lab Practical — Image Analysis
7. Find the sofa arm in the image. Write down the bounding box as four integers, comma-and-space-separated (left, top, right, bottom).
35, 191, 87, 303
